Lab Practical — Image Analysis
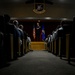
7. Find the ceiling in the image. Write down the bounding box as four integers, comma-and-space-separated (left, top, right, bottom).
0, 0, 75, 5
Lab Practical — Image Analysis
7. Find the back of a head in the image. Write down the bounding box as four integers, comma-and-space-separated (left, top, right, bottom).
37, 22, 40, 26
13, 20, 19, 27
0, 15, 4, 32
0, 15, 4, 24
19, 25, 23, 30
3, 14, 10, 23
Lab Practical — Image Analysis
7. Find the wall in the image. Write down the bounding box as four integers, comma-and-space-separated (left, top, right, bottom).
0, 3, 75, 19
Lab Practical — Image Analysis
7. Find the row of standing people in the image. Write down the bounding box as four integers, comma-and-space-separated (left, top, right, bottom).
45, 25, 63, 48
0, 14, 31, 68
45, 19, 75, 63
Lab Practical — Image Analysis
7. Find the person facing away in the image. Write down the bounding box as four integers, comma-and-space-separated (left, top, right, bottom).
36, 22, 41, 41
13, 20, 22, 45
13, 20, 21, 37
18, 25, 24, 40
26, 34, 31, 49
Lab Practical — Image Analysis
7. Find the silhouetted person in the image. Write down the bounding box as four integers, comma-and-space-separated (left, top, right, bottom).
26, 34, 31, 50
0, 15, 4, 32
18, 25, 24, 55
18, 25, 24, 40
13, 20, 21, 38
36, 22, 41, 41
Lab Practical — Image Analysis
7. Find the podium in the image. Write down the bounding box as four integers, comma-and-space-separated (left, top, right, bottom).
30, 42, 47, 50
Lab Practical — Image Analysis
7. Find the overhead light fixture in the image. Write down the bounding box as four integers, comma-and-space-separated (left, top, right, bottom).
33, 0, 46, 14
62, 18, 67, 20
45, 17, 52, 20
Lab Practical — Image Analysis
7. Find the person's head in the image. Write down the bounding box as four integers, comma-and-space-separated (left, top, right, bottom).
19, 25, 24, 30
0, 15, 4, 24
3, 14, 10, 23
37, 22, 40, 26
13, 20, 19, 27
42, 30, 45, 33
0, 15, 4, 32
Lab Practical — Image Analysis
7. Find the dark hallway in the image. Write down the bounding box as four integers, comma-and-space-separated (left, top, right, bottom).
0, 50, 75, 75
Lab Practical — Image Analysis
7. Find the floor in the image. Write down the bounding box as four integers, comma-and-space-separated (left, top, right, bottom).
0, 50, 75, 75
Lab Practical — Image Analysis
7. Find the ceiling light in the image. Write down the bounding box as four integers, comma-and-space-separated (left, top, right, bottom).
62, 18, 67, 20
45, 17, 51, 20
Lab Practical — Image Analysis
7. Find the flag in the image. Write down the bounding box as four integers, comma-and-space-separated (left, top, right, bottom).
33, 25, 36, 40
41, 24, 45, 41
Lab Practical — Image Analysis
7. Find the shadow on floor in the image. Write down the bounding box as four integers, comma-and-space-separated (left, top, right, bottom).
0, 63, 10, 69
